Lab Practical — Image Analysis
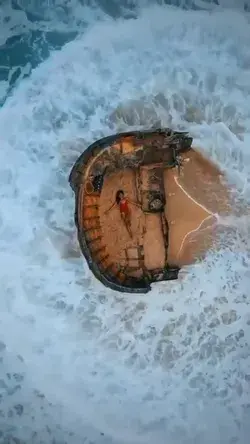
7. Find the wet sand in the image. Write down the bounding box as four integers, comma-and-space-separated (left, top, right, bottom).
164, 149, 231, 266
164, 169, 216, 266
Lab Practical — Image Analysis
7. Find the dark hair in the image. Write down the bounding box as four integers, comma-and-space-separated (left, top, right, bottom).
115, 189, 124, 204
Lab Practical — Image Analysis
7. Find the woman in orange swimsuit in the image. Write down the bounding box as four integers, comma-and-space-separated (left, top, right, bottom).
104, 189, 140, 238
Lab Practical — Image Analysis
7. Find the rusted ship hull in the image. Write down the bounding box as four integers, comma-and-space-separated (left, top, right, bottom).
69, 128, 230, 293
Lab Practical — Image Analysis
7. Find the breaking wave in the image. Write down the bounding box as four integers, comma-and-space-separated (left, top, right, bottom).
0, 1, 250, 443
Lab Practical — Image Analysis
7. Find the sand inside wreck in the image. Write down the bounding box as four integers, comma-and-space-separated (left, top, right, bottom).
98, 149, 231, 274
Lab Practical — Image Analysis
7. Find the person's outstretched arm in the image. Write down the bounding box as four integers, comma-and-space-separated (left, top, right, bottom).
127, 198, 141, 208
104, 201, 116, 214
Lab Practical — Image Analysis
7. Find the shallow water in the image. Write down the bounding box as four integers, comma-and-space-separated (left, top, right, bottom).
1, 1, 250, 443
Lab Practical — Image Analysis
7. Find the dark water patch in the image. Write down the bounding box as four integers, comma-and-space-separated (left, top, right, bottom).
94, 0, 222, 17
11, 0, 49, 22
0, 29, 77, 106
0, 29, 78, 76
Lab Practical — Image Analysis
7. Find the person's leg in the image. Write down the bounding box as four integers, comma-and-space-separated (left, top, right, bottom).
121, 212, 133, 238
125, 213, 133, 238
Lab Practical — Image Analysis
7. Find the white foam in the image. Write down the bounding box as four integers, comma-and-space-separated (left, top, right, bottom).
1, 4, 250, 443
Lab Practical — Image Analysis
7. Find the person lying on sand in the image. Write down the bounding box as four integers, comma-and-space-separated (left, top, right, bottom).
104, 189, 141, 238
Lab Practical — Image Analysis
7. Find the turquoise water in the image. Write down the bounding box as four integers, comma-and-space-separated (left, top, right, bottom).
0, 1, 250, 443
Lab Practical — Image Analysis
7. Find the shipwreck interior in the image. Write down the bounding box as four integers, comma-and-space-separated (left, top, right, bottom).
71, 130, 230, 292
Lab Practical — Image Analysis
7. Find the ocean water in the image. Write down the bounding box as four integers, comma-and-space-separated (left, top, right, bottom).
1, 1, 250, 443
